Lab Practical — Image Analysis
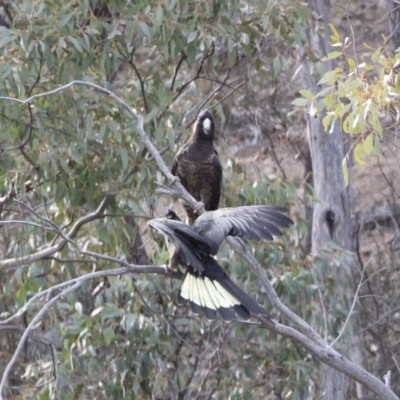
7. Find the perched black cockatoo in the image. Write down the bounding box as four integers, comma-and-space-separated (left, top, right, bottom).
172, 110, 222, 225
148, 205, 293, 321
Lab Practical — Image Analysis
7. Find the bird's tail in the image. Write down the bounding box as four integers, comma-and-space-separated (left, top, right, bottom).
177, 265, 271, 321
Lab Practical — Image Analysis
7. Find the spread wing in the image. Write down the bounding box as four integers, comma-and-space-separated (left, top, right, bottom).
177, 258, 270, 321
147, 218, 212, 273
192, 205, 294, 255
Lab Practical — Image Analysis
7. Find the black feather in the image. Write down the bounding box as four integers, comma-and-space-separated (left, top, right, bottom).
176, 260, 270, 321
171, 109, 222, 225
148, 203, 294, 320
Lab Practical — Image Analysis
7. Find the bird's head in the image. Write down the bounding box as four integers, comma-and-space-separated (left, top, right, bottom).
163, 208, 182, 221
194, 109, 215, 139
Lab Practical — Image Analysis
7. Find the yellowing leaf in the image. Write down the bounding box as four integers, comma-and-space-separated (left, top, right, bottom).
342, 117, 350, 133
347, 58, 356, 68
342, 157, 349, 187
364, 133, 373, 155
322, 114, 332, 131
329, 23, 340, 41
354, 143, 365, 165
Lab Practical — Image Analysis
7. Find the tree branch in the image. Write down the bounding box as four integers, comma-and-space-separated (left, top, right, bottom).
0, 195, 113, 270
257, 316, 398, 400
0, 262, 180, 327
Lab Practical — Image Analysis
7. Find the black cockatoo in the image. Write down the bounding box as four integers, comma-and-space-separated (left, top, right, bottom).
172, 110, 222, 225
148, 205, 293, 321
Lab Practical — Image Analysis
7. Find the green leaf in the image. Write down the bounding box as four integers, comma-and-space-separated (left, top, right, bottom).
299, 89, 314, 101
321, 51, 342, 61
0, 32, 17, 48
60, 13, 72, 28
228, 49, 236, 67
85, 114, 92, 137
119, 146, 129, 171
55, 182, 65, 203
347, 58, 356, 68
369, 112, 383, 136
98, 124, 107, 140
364, 133, 373, 155
155, 5, 164, 25
69, 37, 82, 52
187, 43, 196, 62
291, 98, 309, 106
187, 31, 197, 43
373, 136, 382, 156
140, 22, 151, 39
272, 55, 281, 77
318, 71, 335, 85
103, 327, 115, 346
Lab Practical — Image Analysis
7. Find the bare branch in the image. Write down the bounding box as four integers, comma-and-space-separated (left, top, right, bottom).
128, 58, 149, 114
384, 370, 391, 388
170, 52, 187, 91
0, 220, 57, 231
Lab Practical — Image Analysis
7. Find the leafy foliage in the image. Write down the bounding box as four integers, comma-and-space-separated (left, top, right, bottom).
291, 24, 399, 169
0, 0, 372, 399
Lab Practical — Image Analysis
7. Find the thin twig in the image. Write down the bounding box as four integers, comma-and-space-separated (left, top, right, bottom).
170, 52, 187, 91
330, 253, 373, 347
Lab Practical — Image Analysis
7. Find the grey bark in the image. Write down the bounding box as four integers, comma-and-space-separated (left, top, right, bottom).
302, 0, 369, 398
386, 0, 400, 52
124, 215, 150, 265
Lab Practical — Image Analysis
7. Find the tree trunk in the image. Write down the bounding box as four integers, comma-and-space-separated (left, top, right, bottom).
386, 0, 400, 52
302, 0, 369, 398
